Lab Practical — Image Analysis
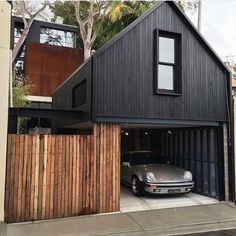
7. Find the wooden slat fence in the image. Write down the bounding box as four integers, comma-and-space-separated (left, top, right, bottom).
5, 123, 120, 223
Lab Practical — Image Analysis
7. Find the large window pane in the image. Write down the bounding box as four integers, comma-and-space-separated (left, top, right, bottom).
159, 37, 175, 63
158, 65, 174, 90
40, 27, 75, 48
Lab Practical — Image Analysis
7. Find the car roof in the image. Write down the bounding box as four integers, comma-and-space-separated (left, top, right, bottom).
122, 151, 158, 155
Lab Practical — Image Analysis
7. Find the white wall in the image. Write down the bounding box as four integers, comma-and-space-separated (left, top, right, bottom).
0, 1, 11, 222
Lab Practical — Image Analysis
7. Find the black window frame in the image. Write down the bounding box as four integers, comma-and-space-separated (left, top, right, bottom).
72, 79, 87, 108
153, 29, 182, 95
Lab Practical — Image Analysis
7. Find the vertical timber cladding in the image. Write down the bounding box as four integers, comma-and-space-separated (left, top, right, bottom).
160, 127, 223, 199
5, 124, 120, 223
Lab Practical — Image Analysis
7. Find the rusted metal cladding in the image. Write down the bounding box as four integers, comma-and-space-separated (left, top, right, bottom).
25, 42, 84, 96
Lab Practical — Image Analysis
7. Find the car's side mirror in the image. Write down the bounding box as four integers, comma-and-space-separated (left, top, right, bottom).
123, 162, 130, 167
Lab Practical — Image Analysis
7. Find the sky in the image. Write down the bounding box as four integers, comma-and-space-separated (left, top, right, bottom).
184, 0, 236, 63
34, 0, 236, 63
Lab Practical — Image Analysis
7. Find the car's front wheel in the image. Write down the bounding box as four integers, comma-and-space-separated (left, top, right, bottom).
131, 176, 142, 196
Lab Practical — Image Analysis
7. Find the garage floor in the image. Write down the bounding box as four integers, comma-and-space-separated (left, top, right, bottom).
120, 184, 219, 213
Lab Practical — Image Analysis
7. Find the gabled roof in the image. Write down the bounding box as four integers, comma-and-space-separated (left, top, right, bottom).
94, 0, 230, 73
54, 0, 230, 94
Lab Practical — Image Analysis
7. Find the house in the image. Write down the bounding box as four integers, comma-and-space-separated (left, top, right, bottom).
12, 16, 84, 109
5, 1, 234, 223
11, 16, 84, 133
53, 0, 233, 205
225, 61, 236, 94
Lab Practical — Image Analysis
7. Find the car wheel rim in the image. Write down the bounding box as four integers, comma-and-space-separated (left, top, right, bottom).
132, 178, 138, 194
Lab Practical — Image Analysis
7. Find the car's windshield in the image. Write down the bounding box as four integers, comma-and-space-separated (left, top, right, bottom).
131, 152, 163, 165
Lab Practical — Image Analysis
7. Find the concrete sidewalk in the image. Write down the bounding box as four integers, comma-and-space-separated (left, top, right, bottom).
6, 203, 236, 236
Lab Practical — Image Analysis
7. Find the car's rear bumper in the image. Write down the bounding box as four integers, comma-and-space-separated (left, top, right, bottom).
142, 181, 194, 194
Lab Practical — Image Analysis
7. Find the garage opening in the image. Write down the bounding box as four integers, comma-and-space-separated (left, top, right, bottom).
120, 126, 224, 212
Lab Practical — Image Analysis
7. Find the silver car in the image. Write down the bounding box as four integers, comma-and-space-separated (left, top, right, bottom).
121, 151, 194, 196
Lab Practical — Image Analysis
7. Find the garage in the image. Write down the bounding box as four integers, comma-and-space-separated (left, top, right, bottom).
119, 124, 227, 211
52, 1, 234, 219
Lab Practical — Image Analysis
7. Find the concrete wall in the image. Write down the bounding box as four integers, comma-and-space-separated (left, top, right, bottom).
0, 1, 11, 222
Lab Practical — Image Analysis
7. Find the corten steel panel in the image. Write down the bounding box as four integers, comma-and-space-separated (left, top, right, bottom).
232, 78, 236, 88
25, 42, 84, 96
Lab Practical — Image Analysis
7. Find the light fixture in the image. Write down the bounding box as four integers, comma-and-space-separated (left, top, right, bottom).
125, 132, 129, 136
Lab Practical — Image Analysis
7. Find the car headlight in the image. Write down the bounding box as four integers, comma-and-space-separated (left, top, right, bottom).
184, 171, 193, 181
146, 172, 156, 182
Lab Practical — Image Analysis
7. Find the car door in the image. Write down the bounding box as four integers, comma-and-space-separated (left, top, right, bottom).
121, 153, 131, 184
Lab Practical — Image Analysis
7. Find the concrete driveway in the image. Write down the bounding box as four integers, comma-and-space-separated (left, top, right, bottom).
120, 184, 219, 213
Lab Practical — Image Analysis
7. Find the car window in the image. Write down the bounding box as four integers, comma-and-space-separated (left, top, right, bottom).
130, 152, 163, 165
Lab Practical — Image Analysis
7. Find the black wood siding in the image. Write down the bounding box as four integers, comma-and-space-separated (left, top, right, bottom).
53, 60, 92, 113
93, 2, 228, 122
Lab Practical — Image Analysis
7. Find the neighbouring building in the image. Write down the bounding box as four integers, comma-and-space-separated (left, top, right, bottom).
12, 16, 84, 108
11, 16, 84, 133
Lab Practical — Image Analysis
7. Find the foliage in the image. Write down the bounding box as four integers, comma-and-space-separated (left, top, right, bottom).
50, 1, 155, 52
12, 73, 34, 107
177, 0, 199, 13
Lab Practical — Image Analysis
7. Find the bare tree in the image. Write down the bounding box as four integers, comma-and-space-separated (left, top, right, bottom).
197, 0, 202, 31
177, 0, 202, 31
12, 0, 49, 64
71, 1, 107, 60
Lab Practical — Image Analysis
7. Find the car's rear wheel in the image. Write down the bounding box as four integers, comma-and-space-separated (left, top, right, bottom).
131, 176, 142, 196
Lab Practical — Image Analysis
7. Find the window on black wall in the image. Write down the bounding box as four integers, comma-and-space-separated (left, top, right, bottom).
72, 80, 86, 108
154, 30, 182, 95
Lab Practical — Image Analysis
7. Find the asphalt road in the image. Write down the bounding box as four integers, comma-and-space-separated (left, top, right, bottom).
184, 229, 236, 235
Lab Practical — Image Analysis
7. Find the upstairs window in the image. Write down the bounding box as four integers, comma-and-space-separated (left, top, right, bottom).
40, 27, 76, 48
72, 80, 86, 108
154, 30, 181, 95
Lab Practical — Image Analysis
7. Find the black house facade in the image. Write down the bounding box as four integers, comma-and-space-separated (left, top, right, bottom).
53, 1, 234, 202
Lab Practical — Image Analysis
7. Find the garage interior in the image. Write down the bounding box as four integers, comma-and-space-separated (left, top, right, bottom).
120, 125, 225, 212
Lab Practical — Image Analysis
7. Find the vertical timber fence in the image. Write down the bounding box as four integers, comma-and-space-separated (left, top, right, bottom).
5, 124, 120, 223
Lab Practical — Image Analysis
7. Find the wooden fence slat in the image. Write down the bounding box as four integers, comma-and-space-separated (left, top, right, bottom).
72, 135, 77, 215
21, 135, 28, 221
42, 135, 48, 219
30, 135, 35, 220
57, 136, 62, 218
68, 135, 73, 216
75, 136, 80, 214
53, 135, 58, 218
4, 135, 11, 222
61, 135, 65, 217
5, 124, 121, 223
13, 134, 20, 222
8, 135, 14, 222
64, 136, 69, 217
37, 135, 44, 220
25, 135, 32, 220
17, 135, 24, 221
45, 135, 51, 219
50, 136, 55, 218
33, 135, 40, 220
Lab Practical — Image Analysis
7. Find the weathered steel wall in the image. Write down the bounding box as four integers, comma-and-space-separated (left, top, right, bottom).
25, 42, 84, 97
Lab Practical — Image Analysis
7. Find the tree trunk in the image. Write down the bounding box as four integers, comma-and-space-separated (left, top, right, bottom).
12, 18, 34, 64
197, 0, 202, 31
84, 45, 91, 61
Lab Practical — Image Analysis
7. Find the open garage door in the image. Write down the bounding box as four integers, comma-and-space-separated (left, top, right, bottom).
121, 126, 225, 201
158, 127, 224, 200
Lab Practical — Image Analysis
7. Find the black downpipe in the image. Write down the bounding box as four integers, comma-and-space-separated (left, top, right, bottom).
224, 70, 235, 202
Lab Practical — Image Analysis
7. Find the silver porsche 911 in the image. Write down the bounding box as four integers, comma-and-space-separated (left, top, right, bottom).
121, 151, 194, 196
